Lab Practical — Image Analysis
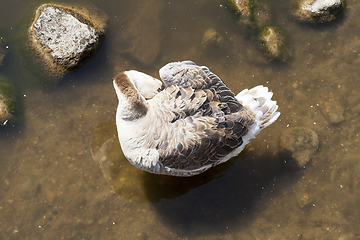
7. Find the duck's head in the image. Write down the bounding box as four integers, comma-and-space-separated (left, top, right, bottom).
113, 70, 163, 100
113, 70, 164, 120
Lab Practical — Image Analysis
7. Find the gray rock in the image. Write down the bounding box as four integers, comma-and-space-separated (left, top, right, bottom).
280, 127, 319, 169
292, 0, 344, 23
319, 100, 345, 124
259, 26, 289, 61
28, 4, 106, 73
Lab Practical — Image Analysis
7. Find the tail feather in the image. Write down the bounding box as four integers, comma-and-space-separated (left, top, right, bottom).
236, 85, 280, 135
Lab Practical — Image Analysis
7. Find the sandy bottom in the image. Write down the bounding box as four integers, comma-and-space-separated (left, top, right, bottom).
0, 0, 360, 239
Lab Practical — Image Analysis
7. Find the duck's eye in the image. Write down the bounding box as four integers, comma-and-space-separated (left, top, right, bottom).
158, 85, 164, 92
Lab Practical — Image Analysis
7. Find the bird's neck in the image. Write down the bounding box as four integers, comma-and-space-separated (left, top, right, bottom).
114, 71, 148, 121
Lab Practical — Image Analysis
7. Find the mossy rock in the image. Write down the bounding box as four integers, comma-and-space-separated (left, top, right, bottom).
223, 0, 273, 33
258, 25, 290, 61
0, 76, 20, 125
0, 36, 7, 66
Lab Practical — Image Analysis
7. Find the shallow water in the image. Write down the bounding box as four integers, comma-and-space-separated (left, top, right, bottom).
1, 0, 360, 239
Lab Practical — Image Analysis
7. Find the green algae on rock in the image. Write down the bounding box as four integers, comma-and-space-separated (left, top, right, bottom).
28, 3, 107, 77
0, 37, 7, 66
224, 0, 290, 61
0, 76, 19, 126
223, 0, 272, 32
259, 25, 289, 61
292, 0, 345, 23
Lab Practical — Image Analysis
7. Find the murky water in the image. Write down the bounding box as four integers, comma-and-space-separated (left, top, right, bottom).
1, 0, 360, 239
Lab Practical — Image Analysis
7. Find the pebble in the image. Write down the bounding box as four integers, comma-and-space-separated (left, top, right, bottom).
46, 191, 56, 203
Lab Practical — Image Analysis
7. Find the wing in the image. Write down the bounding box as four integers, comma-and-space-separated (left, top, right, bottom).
159, 60, 242, 114
147, 62, 255, 173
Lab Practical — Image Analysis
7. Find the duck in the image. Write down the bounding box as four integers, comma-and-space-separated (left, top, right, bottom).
113, 61, 280, 177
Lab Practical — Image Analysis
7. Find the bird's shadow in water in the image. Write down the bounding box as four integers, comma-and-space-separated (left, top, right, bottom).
90, 118, 299, 236
146, 150, 298, 237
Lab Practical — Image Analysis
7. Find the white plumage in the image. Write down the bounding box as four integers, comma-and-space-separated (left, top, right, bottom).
113, 61, 280, 177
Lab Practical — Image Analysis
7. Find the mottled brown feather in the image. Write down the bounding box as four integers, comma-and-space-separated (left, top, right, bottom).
152, 63, 255, 171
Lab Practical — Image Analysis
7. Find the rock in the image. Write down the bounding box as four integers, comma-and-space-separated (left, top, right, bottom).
0, 98, 11, 125
225, 0, 290, 62
319, 100, 345, 124
259, 25, 289, 61
225, 0, 272, 31
0, 76, 18, 125
0, 37, 7, 65
115, 1, 163, 66
292, 0, 344, 23
280, 127, 319, 169
202, 28, 226, 49
28, 3, 107, 75
225, 0, 252, 26
45, 191, 56, 203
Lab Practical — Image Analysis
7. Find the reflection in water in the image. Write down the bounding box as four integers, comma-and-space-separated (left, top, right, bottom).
91, 118, 225, 202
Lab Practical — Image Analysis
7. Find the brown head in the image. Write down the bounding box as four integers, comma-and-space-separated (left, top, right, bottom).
113, 70, 163, 121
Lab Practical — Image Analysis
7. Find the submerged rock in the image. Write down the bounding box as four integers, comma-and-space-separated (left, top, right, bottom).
28, 3, 107, 76
224, 0, 290, 61
280, 127, 319, 169
202, 28, 226, 49
259, 25, 289, 61
292, 0, 344, 23
0, 37, 6, 66
0, 97, 11, 125
0, 76, 18, 125
225, 0, 253, 26
319, 100, 345, 124
225, 0, 272, 31
115, 1, 163, 66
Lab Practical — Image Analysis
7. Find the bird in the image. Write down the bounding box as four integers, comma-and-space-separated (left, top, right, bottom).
113, 60, 280, 177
